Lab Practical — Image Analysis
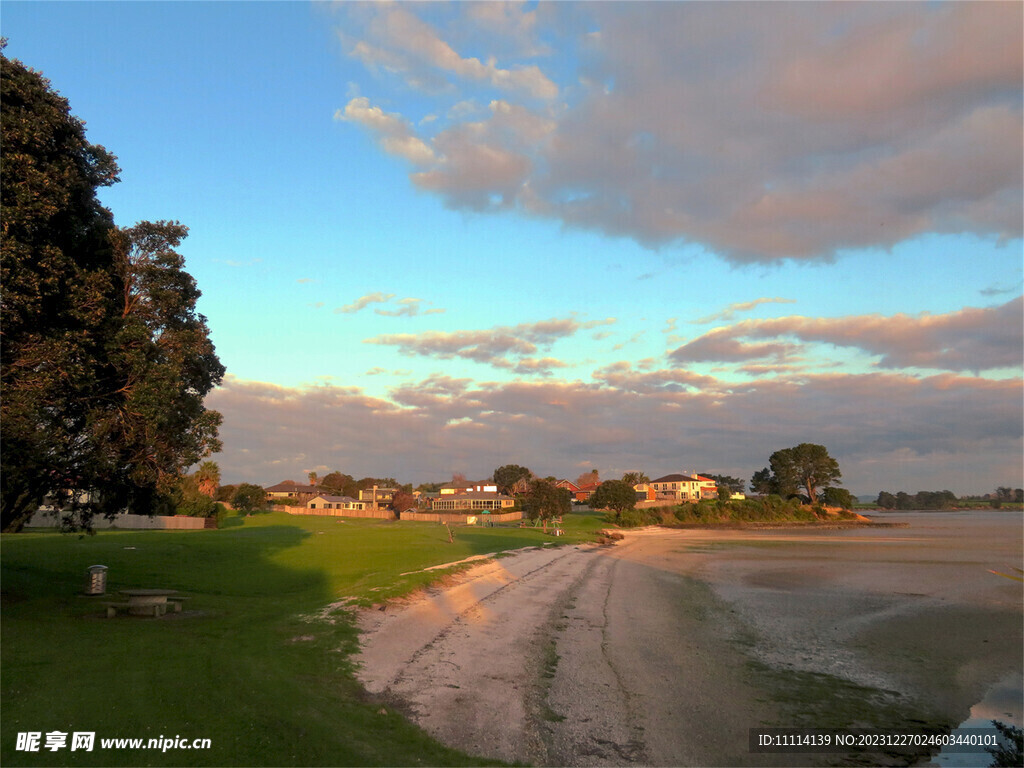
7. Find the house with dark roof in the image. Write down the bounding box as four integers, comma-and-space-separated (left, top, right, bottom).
265, 481, 323, 504
306, 495, 365, 512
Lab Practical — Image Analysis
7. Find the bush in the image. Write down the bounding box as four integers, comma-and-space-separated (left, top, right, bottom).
608, 507, 663, 528
208, 502, 228, 528
232, 483, 267, 515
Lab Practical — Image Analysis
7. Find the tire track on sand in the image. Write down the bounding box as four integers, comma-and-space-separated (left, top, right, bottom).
354, 544, 604, 764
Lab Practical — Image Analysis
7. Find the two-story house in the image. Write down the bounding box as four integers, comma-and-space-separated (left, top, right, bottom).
358, 486, 397, 508
650, 473, 718, 501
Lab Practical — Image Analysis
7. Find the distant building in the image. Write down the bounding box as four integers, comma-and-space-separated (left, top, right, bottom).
306, 495, 365, 512
650, 473, 718, 501
633, 483, 657, 502
554, 479, 597, 502
265, 482, 322, 504
431, 492, 515, 512
358, 486, 397, 508
439, 481, 498, 495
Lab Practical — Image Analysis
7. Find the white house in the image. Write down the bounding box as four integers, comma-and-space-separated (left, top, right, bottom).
650, 473, 718, 501
306, 495, 365, 512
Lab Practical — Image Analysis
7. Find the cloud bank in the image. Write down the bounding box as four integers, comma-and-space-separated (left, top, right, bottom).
208, 369, 1022, 496
336, 2, 1022, 263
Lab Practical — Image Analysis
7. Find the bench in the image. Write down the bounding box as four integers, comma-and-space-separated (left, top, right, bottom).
102, 601, 160, 618
102, 602, 131, 618
166, 596, 190, 613
102, 601, 169, 618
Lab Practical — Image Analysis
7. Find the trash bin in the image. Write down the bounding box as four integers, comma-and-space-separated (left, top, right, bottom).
85, 565, 108, 596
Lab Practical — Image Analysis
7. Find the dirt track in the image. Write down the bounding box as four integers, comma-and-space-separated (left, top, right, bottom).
353, 517, 1023, 766
355, 534, 797, 765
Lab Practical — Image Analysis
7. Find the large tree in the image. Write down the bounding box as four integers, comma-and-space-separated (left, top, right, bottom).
320, 471, 358, 498
232, 484, 267, 516
493, 464, 532, 495
1, 51, 223, 532
590, 480, 637, 514
759, 443, 842, 504
702, 473, 745, 495
521, 479, 571, 531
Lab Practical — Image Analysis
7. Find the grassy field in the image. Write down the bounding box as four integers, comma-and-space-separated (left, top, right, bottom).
1, 510, 605, 766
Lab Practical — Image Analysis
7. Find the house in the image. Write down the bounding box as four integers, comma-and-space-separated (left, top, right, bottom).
650, 473, 718, 501
358, 486, 397, 508
555, 479, 598, 503
265, 482, 323, 504
306, 495, 365, 512
554, 479, 579, 494
431, 492, 515, 512
633, 483, 657, 502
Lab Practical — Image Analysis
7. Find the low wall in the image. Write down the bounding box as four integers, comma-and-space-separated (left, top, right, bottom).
400, 510, 523, 525
26, 510, 207, 530
287, 508, 396, 520
635, 500, 680, 510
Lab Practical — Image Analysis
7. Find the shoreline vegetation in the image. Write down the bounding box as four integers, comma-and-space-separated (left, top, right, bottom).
603, 496, 874, 529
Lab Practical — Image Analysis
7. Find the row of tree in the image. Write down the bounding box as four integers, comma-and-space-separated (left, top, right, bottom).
876, 488, 1024, 510
1, 49, 224, 532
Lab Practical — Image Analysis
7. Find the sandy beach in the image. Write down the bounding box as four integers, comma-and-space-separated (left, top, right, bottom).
354, 512, 1023, 766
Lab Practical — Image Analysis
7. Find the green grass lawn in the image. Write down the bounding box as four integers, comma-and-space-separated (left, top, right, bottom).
1, 510, 605, 766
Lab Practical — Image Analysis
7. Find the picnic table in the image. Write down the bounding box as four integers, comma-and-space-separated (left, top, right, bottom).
104, 589, 184, 618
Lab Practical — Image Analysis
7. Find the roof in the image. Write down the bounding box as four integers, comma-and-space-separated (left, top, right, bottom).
266, 482, 321, 493
435, 492, 512, 501
652, 473, 718, 484
309, 495, 359, 503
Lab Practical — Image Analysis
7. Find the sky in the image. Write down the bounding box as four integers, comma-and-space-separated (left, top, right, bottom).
4, 1, 1022, 496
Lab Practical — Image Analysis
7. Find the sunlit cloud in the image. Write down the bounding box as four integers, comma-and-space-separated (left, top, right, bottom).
670, 297, 1023, 373
207, 371, 1023, 495
695, 298, 797, 325
337, 2, 1022, 263
365, 316, 614, 371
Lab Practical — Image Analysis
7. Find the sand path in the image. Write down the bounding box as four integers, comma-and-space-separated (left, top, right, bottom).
355, 534, 782, 765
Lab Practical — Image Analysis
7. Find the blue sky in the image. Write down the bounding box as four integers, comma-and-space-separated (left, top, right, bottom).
4, 1, 1022, 495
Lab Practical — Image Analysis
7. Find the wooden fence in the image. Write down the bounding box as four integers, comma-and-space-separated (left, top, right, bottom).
286, 507, 397, 520
26, 510, 208, 530
399, 510, 523, 525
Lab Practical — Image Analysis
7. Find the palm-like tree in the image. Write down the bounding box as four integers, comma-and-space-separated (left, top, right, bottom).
195, 461, 220, 498
621, 471, 650, 486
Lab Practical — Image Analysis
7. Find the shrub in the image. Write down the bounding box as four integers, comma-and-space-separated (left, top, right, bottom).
611, 507, 663, 528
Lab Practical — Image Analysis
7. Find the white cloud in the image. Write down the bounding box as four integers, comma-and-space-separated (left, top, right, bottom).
339, 2, 1022, 263
336, 97, 435, 165
335, 291, 395, 314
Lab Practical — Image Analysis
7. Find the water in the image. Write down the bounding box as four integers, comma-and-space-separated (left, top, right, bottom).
932, 670, 1023, 767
